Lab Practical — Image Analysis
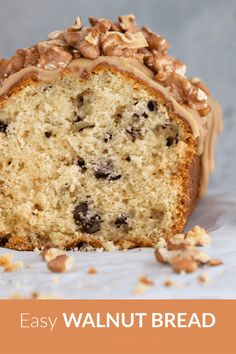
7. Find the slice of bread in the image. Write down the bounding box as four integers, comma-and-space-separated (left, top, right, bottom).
0, 16, 222, 250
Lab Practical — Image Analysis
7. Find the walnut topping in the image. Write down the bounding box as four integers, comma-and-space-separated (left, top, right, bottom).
142, 26, 170, 54
102, 31, 148, 54
23, 46, 40, 67
145, 53, 186, 77
154, 70, 209, 112
37, 46, 72, 69
119, 14, 138, 33
48, 31, 64, 40
77, 38, 100, 60
85, 28, 101, 46
0, 14, 211, 116
190, 77, 210, 96
89, 17, 112, 32
67, 16, 83, 32
47, 254, 74, 273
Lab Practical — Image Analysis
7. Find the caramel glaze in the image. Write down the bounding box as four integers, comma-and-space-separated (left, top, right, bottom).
0, 56, 222, 196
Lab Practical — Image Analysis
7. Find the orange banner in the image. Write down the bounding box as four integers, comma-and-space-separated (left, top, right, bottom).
0, 300, 235, 354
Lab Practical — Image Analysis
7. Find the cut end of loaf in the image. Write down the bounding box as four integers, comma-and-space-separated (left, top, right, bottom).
0, 66, 198, 250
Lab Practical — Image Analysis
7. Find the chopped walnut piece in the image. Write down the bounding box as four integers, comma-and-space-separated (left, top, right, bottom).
144, 53, 186, 76
139, 276, 154, 285
172, 255, 198, 273
171, 233, 185, 241
37, 46, 72, 69
133, 275, 154, 294
0, 253, 13, 266
41, 247, 66, 263
9, 53, 25, 72
101, 31, 148, 58
77, 40, 100, 59
85, 27, 101, 46
155, 248, 169, 264
47, 254, 74, 273
190, 77, 210, 96
23, 46, 40, 67
155, 70, 209, 112
156, 237, 167, 249
192, 250, 210, 264
48, 31, 64, 40
185, 225, 211, 246
89, 17, 112, 32
102, 31, 148, 51
93, 18, 112, 32
87, 267, 97, 274
142, 26, 170, 54
167, 238, 193, 251
163, 279, 175, 287
0, 253, 24, 272
67, 16, 83, 32
208, 259, 223, 267
111, 22, 123, 32
0, 59, 17, 79
198, 273, 211, 284
119, 14, 138, 33
63, 29, 87, 47
155, 227, 222, 276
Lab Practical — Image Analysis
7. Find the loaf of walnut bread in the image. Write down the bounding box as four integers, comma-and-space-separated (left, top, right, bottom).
0, 15, 222, 250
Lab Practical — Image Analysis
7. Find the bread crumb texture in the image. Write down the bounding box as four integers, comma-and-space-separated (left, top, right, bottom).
0, 68, 196, 250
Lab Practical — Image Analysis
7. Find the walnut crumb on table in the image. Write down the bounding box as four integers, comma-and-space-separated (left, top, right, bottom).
163, 280, 175, 287
155, 225, 223, 275
87, 267, 98, 274
40, 246, 75, 273
208, 259, 223, 266
47, 254, 75, 273
0, 253, 24, 272
41, 246, 66, 262
133, 275, 154, 294
10, 292, 60, 299
139, 276, 154, 285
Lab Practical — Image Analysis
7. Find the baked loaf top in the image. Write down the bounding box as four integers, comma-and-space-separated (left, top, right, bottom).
0, 14, 222, 195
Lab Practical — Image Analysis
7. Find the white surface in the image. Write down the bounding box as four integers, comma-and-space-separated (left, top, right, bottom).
0, 188, 235, 299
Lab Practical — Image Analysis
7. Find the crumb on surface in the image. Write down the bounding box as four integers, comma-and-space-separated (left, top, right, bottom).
198, 273, 211, 284
87, 267, 97, 274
